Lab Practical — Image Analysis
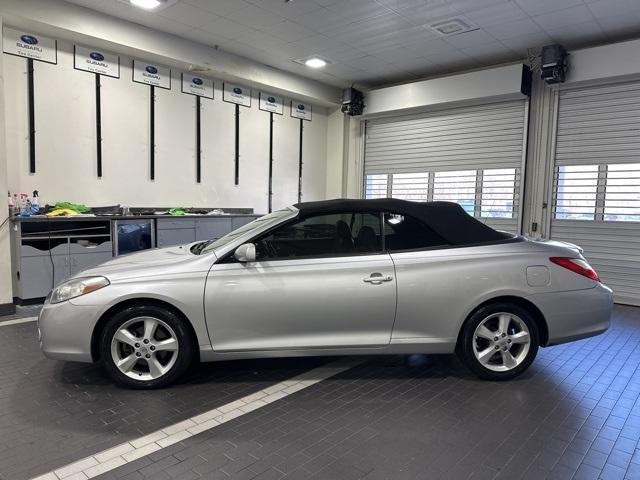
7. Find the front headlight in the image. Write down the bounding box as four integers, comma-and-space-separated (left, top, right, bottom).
49, 276, 110, 304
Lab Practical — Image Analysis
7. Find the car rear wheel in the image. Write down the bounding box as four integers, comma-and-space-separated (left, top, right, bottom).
458, 303, 539, 380
100, 305, 194, 389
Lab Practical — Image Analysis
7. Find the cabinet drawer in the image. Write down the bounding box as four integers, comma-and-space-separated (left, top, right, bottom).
70, 237, 112, 254
157, 219, 196, 230
195, 218, 233, 241
21, 239, 69, 257
157, 228, 196, 247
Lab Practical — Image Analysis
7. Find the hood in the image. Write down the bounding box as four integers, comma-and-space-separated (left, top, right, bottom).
77, 244, 216, 280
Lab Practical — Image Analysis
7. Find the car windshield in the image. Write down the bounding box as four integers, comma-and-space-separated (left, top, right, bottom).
193, 209, 294, 255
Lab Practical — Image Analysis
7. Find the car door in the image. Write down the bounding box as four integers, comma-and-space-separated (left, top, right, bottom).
204, 211, 397, 351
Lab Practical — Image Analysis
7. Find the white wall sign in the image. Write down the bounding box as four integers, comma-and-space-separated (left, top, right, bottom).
181, 73, 214, 99
2, 26, 57, 64
133, 60, 171, 89
74, 45, 119, 78
259, 92, 284, 115
223, 82, 251, 107
291, 100, 312, 121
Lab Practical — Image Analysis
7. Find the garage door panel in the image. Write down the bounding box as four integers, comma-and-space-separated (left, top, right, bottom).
551, 80, 640, 305
364, 99, 526, 233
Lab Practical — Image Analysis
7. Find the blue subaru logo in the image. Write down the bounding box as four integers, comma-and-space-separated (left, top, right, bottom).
298, 104, 305, 111
145, 66, 158, 74
233, 87, 243, 94
192, 77, 203, 85
20, 34, 38, 45
90, 52, 105, 61
268, 96, 276, 103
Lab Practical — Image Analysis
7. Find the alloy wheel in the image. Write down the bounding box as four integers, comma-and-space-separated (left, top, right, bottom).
471, 312, 531, 372
110, 316, 179, 380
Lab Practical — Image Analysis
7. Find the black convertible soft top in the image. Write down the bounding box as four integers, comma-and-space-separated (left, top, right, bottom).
293, 198, 513, 245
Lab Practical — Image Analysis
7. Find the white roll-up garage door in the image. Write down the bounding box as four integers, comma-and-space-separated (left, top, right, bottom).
363, 100, 528, 233
550, 80, 640, 306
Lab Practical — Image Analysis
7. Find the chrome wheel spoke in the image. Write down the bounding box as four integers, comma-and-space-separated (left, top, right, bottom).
498, 314, 511, 334
155, 338, 178, 352
147, 356, 165, 378
117, 354, 138, 373
477, 347, 497, 365
114, 329, 138, 347
111, 316, 180, 381
501, 350, 517, 369
510, 331, 530, 344
475, 324, 495, 341
143, 318, 158, 341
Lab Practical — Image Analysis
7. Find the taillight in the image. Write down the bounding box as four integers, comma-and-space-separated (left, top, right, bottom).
549, 257, 600, 282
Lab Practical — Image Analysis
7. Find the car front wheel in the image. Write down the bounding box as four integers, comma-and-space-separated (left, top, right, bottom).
458, 303, 539, 380
100, 305, 194, 389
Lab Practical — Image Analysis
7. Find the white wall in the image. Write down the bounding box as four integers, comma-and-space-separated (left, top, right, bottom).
4, 40, 328, 213
0, 16, 13, 308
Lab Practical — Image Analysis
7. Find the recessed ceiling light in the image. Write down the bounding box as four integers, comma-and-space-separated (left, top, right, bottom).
429, 18, 478, 36
130, 0, 162, 10
304, 57, 327, 69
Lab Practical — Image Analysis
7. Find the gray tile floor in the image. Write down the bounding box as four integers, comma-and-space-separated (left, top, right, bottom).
93, 306, 640, 480
1, 306, 639, 480
0, 318, 326, 480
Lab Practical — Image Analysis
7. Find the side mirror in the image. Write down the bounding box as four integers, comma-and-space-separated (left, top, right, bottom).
234, 243, 256, 263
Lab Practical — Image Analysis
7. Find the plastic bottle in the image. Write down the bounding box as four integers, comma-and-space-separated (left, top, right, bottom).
31, 190, 40, 214
7, 191, 14, 216
19, 193, 29, 216
12, 193, 19, 216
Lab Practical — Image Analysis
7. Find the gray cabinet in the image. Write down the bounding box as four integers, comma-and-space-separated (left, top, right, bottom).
157, 218, 196, 248
195, 218, 233, 241
19, 255, 69, 300
70, 252, 114, 276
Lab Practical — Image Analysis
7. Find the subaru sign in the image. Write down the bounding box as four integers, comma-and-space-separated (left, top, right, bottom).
259, 92, 283, 114
224, 83, 251, 107
292, 100, 312, 121
133, 60, 171, 89
20, 35, 38, 45
74, 45, 120, 78
181, 73, 213, 99
3, 27, 57, 63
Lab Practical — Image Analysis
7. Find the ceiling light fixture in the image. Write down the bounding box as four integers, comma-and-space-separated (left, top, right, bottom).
304, 57, 327, 69
130, 0, 162, 10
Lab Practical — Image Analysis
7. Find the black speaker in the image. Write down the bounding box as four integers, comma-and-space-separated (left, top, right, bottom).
541, 44, 568, 84
341, 87, 364, 116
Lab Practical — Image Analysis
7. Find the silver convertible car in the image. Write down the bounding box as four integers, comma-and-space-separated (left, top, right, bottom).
38, 199, 613, 388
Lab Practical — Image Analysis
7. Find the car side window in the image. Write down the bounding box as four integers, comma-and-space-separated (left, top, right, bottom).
253, 212, 383, 260
383, 212, 449, 251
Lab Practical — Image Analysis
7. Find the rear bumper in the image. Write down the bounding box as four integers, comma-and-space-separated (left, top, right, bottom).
527, 283, 613, 346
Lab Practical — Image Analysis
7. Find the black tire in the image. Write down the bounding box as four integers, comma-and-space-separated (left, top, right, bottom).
458, 302, 539, 381
100, 304, 194, 389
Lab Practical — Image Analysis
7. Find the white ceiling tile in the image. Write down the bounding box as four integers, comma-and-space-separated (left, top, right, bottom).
594, 14, 640, 40
325, 0, 394, 21
159, 3, 221, 28
183, 0, 253, 17
587, 0, 640, 19
533, 5, 596, 31
223, 5, 285, 28
545, 21, 607, 47
293, 8, 355, 32
515, 0, 584, 16
443, 29, 498, 48
460, 42, 520, 63
462, 2, 528, 27
401, 37, 460, 56
499, 31, 554, 54
259, 20, 318, 42
199, 17, 257, 40
393, 3, 464, 26
484, 18, 542, 40
246, 0, 324, 19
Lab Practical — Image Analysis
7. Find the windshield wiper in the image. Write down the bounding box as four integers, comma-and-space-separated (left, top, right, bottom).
190, 240, 212, 255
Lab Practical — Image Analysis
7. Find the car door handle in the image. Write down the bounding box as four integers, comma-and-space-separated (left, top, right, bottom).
363, 273, 393, 284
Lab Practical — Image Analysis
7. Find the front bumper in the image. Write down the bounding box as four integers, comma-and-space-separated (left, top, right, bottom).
38, 300, 101, 363
528, 283, 614, 346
